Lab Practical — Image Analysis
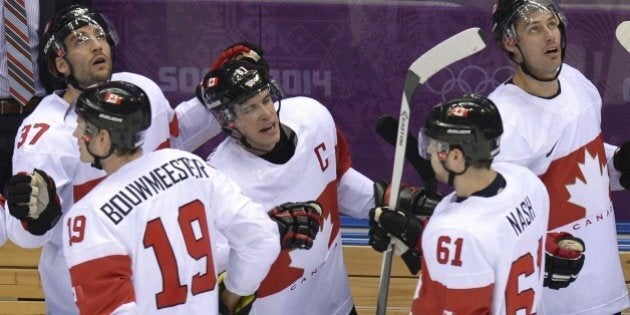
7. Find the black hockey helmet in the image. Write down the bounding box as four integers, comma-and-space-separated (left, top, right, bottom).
198, 59, 283, 130
419, 94, 503, 164
75, 81, 151, 151
42, 4, 119, 78
492, 0, 567, 43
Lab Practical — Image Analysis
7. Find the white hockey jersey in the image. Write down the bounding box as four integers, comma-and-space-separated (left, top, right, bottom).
62, 149, 279, 314
207, 96, 374, 315
9, 72, 191, 314
489, 64, 629, 314
413, 162, 549, 315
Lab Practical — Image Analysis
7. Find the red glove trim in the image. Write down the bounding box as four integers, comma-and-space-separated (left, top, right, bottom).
546, 232, 582, 259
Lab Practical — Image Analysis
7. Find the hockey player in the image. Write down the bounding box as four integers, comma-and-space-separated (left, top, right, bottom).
55, 80, 304, 314
197, 43, 376, 315
490, 0, 630, 313
5, 5, 219, 314
370, 94, 550, 314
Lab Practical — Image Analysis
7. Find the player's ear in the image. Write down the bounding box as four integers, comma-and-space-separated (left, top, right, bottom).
55, 57, 70, 77
94, 129, 113, 154
501, 37, 522, 62
449, 148, 467, 170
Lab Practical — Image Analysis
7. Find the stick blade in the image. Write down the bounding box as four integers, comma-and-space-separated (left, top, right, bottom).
617, 21, 630, 53
409, 27, 487, 84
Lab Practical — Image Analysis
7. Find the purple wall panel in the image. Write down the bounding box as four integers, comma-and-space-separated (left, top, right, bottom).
93, 1, 630, 220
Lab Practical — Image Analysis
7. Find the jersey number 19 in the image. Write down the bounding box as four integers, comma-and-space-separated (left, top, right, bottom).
143, 200, 217, 309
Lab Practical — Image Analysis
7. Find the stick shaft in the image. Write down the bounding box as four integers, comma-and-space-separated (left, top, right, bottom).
376, 88, 411, 314
375, 27, 486, 315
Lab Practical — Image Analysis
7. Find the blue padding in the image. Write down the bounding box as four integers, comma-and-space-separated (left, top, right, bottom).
341, 238, 370, 246
618, 238, 630, 250
340, 215, 369, 245
617, 223, 630, 234
340, 215, 369, 228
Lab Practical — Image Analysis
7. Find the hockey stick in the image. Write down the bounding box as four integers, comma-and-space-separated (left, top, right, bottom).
375, 115, 437, 195
376, 27, 486, 315
617, 21, 630, 53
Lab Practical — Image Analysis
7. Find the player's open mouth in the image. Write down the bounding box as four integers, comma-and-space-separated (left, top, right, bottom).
260, 123, 276, 135
92, 56, 107, 65
545, 47, 559, 55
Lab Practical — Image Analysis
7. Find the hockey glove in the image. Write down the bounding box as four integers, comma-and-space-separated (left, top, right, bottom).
613, 141, 630, 190
373, 180, 441, 216
218, 272, 256, 315
369, 206, 424, 274
7, 169, 62, 236
544, 232, 585, 290
370, 181, 394, 252
268, 201, 323, 250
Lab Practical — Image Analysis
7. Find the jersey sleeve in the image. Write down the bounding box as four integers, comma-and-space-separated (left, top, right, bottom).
172, 97, 222, 152
113, 72, 178, 152
206, 168, 280, 296
144, 81, 176, 151
333, 126, 374, 218
334, 126, 352, 178
10, 129, 77, 247
337, 168, 373, 219
417, 229, 494, 314
63, 206, 135, 314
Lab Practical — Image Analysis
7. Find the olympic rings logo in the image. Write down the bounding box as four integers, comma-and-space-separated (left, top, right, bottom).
423, 65, 514, 100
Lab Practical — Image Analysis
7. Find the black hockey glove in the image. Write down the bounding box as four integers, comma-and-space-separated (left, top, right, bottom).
369, 206, 424, 275
369, 181, 394, 253
7, 169, 62, 236
373, 180, 441, 216
218, 272, 256, 315
544, 232, 585, 290
268, 201, 322, 250
613, 141, 630, 190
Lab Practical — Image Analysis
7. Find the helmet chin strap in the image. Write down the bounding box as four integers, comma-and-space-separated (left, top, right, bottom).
239, 137, 274, 155
84, 135, 115, 170
445, 165, 468, 186
516, 46, 564, 82
515, 28, 567, 82
439, 153, 468, 186
228, 98, 284, 155
63, 62, 85, 91
236, 123, 287, 156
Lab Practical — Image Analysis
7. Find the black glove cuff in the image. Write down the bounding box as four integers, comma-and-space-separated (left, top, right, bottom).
373, 181, 387, 207
379, 211, 422, 250
26, 202, 61, 236
368, 224, 390, 252
543, 251, 585, 290
7, 175, 33, 219
401, 249, 421, 275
